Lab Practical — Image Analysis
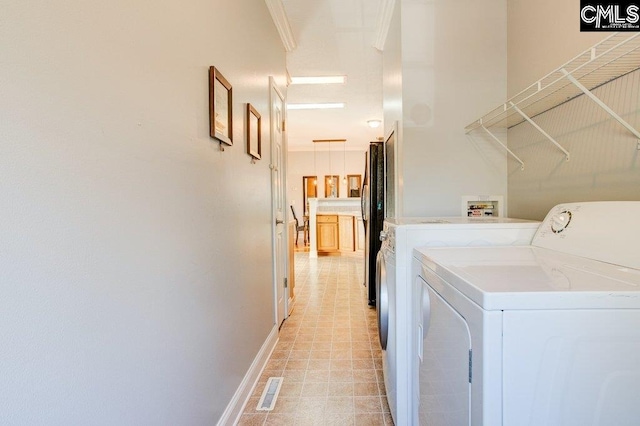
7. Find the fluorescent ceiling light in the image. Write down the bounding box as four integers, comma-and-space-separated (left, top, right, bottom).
290, 76, 346, 85
287, 102, 345, 110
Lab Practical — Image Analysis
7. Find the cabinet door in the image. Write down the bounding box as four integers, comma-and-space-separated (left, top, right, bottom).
356, 217, 365, 251
339, 215, 355, 252
317, 222, 339, 252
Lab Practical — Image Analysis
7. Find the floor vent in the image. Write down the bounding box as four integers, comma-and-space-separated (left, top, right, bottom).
256, 377, 284, 411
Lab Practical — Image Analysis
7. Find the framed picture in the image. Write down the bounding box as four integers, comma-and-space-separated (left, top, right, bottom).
324, 175, 340, 198
247, 103, 261, 160
347, 174, 362, 197
209, 66, 233, 145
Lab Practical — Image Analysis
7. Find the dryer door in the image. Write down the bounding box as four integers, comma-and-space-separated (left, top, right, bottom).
417, 275, 472, 425
376, 250, 389, 350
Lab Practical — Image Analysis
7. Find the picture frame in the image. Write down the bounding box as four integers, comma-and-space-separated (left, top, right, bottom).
246, 103, 262, 160
324, 175, 340, 198
209, 66, 233, 146
347, 174, 362, 197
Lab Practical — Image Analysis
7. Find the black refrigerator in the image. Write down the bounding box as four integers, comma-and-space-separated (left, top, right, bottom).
361, 141, 384, 306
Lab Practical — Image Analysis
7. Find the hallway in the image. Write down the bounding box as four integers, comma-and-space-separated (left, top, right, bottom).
238, 253, 393, 425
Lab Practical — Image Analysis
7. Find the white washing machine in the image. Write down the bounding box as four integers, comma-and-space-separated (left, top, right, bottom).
376, 217, 540, 425
412, 201, 640, 425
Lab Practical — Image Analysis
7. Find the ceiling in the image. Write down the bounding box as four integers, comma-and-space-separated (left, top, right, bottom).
278, 0, 385, 152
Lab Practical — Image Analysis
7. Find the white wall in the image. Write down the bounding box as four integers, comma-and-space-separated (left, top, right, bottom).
384, 0, 509, 217
288, 149, 367, 218
507, 69, 640, 220
506, 1, 640, 220
0, 1, 285, 424
382, 2, 403, 145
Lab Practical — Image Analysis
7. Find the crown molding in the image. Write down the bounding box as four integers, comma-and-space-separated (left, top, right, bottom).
373, 0, 396, 51
265, 0, 297, 52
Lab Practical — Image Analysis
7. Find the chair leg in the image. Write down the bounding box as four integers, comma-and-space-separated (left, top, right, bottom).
295, 230, 299, 246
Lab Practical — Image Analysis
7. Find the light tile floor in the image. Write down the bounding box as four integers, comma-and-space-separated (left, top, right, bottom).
237, 253, 394, 426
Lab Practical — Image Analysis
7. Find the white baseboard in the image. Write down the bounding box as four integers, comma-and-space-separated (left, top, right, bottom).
216, 325, 279, 426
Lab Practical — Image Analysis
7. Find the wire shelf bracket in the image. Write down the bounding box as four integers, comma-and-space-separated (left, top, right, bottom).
509, 102, 571, 161
465, 32, 640, 157
560, 68, 640, 141
480, 125, 525, 170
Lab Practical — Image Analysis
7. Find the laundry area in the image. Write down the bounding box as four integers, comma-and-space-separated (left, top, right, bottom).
2, 1, 640, 425
410, 202, 640, 425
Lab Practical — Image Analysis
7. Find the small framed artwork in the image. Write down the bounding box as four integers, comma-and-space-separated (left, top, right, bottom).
347, 174, 362, 197
209, 66, 233, 146
247, 103, 262, 160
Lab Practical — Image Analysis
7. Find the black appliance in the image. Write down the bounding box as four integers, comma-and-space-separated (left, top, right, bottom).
361, 141, 384, 306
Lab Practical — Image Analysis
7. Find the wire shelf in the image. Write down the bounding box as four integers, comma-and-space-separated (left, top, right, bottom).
466, 33, 640, 132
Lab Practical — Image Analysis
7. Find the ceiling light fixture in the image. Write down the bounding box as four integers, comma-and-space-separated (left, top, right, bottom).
367, 119, 382, 128
290, 75, 347, 85
328, 141, 333, 186
313, 142, 317, 186
342, 142, 347, 184
312, 139, 347, 143
288, 103, 346, 110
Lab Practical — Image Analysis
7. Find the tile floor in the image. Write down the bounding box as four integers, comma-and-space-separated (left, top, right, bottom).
237, 253, 394, 425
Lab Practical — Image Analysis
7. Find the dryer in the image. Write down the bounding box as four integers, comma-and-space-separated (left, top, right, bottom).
412, 202, 640, 425
376, 217, 540, 425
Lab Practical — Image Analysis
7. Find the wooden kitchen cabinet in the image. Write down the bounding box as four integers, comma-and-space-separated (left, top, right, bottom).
339, 215, 355, 252
356, 216, 365, 251
317, 214, 339, 253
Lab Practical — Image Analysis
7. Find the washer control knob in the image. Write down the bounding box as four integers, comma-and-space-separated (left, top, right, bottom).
551, 210, 572, 233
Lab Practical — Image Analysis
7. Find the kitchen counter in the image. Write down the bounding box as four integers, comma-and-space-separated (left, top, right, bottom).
308, 198, 363, 258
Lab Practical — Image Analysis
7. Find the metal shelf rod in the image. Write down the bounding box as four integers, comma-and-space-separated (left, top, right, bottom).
561, 68, 640, 141
465, 33, 640, 133
480, 125, 525, 170
509, 102, 570, 161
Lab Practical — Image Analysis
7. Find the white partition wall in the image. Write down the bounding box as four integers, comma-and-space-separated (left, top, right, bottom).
382, 0, 509, 217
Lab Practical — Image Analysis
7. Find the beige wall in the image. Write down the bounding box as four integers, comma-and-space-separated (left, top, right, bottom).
384, 0, 508, 217
288, 149, 367, 218
506, 1, 640, 220
0, 0, 285, 423
507, 0, 607, 96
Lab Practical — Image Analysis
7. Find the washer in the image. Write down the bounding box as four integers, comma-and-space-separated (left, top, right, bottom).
412, 201, 640, 425
376, 217, 540, 425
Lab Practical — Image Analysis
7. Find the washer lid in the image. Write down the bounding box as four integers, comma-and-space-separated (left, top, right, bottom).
415, 246, 640, 310
532, 201, 640, 269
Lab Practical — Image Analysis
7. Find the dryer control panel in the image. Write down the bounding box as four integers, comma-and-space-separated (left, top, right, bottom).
532, 201, 640, 269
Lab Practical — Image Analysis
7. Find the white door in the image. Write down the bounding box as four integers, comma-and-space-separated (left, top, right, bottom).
270, 77, 287, 328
